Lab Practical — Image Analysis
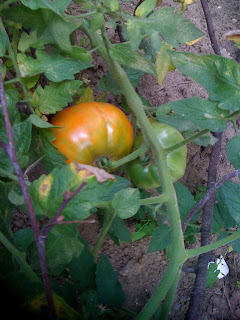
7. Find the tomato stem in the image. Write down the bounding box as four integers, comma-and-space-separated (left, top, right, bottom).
110, 144, 148, 169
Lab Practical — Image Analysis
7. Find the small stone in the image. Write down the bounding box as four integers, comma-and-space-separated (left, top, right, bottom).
232, 18, 238, 23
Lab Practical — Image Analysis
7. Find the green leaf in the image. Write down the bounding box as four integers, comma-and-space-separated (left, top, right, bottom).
29, 114, 56, 128
39, 129, 68, 171
147, 224, 171, 253
3, 6, 46, 31
141, 7, 204, 48
135, 0, 157, 17
96, 254, 125, 307
68, 236, 96, 291
219, 181, 240, 226
98, 68, 143, 95
18, 31, 38, 52
47, 13, 81, 52
30, 80, 82, 114
0, 27, 9, 56
20, 0, 69, 15
226, 136, 240, 169
231, 236, 240, 254
169, 51, 240, 110
156, 41, 173, 84
8, 187, 24, 206
13, 228, 35, 252
126, 18, 142, 51
108, 216, 132, 244
103, 0, 120, 12
156, 113, 197, 132
18, 49, 92, 82
206, 262, 220, 288
30, 224, 84, 276
175, 182, 197, 223
112, 188, 141, 219
109, 43, 157, 76
167, 97, 229, 132
88, 13, 104, 31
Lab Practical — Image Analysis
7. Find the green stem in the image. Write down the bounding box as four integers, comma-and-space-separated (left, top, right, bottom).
0, 168, 19, 182
165, 129, 208, 153
157, 272, 181, 320
186, 231, 240, 259
4, 78, 20, 85
111, 144, 148, 169
140, 193, 169, 206
0, 230, 39, 283
92, 211, 116, 262
66, 10, 97, 19
232, 120, 239, 136
84, 26, 185, 319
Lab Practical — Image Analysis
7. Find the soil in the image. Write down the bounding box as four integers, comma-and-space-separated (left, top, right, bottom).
12, 1, 240, 319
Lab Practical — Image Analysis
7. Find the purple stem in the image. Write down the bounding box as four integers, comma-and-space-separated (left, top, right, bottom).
42, 182, 87, 238
182, 168, 240, 233
0, 62, 55, 318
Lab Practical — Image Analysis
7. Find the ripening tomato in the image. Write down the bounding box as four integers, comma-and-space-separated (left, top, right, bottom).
50, 102, 134, 165
127, 119, 187, 189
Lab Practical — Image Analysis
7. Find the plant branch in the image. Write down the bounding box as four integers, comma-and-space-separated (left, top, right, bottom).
186, 231, 240, 259
0, 62, 55, 318
182, 168, 240, 232
42, 182, 87, 238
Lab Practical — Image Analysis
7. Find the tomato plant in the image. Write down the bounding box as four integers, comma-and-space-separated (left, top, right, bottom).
50, 102, 134, 165
1, 1, 240, 320
127, 119, 187, 189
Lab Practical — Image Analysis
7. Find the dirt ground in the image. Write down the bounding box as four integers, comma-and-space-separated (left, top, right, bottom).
77, 1, 240, 319
12, 1, 240, 319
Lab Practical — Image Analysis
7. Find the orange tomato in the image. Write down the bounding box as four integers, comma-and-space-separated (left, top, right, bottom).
50, 102, 134, 165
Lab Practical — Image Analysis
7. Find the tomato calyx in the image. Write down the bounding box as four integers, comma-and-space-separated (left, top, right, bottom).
138, 150, 153, 167
95, 156, 112, 171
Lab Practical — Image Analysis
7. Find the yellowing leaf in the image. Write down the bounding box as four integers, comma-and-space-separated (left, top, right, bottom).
185, 0, 194, 4
186, 36, 204, 45
78, 86, 94, 103
156, 41, 173, 85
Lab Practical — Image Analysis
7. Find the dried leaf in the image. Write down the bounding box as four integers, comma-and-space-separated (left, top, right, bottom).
72, 162, 116, 183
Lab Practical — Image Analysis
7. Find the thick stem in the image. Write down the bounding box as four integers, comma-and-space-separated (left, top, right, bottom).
158, 272, 181, 320
83, 26, 186, 319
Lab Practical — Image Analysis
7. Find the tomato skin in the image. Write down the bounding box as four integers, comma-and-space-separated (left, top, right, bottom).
127, 119, 187, 189
50, 102, 134, 165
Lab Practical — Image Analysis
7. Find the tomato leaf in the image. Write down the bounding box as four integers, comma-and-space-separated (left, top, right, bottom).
112, 188, 141, 219
98, 68, 143, 95
140, 7, 204, 48
68, 236, 96, 291
108, 216, 132, 245
166, 97, 229, 132
109, 43, 157, 76
169, 51, 240, 110
18, 49, 93, 82
30, 115, 56, 128
13, 228, 35, 252
20, 0, 71, 15
29, 224, 84, 276
30, 80, 82, 114
219, 181, 240, 226
212, 190, 236, 234
96, 254, 125, 307
0, 27, 9, 57
126, 18, 142, 51
156, 41, 173, 84
226, 136, 240, 169
175, 182, 197, 223
135, 0, 157, 17
147, 224, 171, 253
206, 262, 219, 288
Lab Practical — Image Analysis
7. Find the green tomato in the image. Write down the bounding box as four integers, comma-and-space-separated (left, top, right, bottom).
127, 119, 187, 189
